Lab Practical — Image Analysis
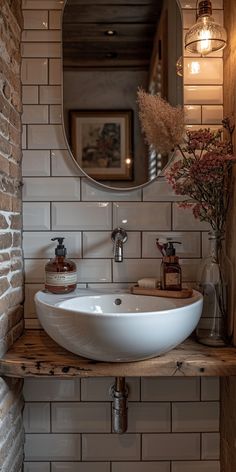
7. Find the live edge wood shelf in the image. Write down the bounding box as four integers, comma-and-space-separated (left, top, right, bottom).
1, 330, 236, 378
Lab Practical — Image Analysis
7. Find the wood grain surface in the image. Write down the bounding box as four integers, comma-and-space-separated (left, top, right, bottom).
221, 2, 236, 470
1, 330, 236, 378
130, 286, 193, 298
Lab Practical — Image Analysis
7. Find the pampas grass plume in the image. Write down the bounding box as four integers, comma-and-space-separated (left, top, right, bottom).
137, 89, 185, 154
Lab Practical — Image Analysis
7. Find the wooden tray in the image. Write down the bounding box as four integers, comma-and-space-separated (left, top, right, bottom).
130, 285, 193, 299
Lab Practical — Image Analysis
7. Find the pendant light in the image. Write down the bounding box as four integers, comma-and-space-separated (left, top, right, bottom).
185, 0, 227, 56
176, 56, 183, 77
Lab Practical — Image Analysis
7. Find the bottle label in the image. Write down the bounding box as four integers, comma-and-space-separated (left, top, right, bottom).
45, 271, 77, 286
166, 273, 180, 286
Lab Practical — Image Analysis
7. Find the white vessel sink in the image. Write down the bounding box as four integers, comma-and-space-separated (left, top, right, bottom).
35, 289, 203, 362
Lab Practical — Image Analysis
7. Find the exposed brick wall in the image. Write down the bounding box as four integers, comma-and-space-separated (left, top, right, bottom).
0, 0, 24, 353
0, 377, 24, 472
0, 1, 24, 471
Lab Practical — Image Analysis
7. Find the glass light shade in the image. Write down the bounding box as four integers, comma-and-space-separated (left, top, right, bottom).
185, 14, 227, 56
176, 56, 183, 77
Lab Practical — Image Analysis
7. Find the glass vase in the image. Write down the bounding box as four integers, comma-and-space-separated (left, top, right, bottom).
196, 231, 233, 347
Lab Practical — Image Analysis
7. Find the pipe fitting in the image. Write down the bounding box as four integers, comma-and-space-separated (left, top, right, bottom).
110, 377, 128, 434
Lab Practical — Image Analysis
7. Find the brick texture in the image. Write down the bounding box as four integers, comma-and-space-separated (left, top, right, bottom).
0, 1, 24, 471
0, 378, 24, 472
0, 0, 23, 350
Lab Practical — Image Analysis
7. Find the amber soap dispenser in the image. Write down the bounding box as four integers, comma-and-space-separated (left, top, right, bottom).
45, 237, 77, 294
161, 241, 182, 291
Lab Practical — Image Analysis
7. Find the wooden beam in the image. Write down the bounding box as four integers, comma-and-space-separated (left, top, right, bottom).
221, 378, 236, 472
224, 0, 236, 346
62, 23, 156, 42
63, 5, 161, 24
63, 40, 152, 54
222, 2, 236, 472
63, 57, 150, 69
68, 0, 160, 4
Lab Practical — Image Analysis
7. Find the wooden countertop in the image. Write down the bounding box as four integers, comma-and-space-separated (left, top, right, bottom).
1, 330, 236, 378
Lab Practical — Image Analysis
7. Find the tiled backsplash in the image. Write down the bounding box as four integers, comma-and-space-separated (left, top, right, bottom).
23, 376, 220, 470
22, 0, 223, 470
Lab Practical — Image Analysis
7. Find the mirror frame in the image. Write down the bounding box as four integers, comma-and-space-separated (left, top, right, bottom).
61, 0, 183, 192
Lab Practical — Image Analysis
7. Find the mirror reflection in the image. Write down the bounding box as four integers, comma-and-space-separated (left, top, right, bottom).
62, 0, 183, 189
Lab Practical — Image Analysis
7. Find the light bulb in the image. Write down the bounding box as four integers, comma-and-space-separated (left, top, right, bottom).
125, 157, 132, 165
197, 22, 213, 54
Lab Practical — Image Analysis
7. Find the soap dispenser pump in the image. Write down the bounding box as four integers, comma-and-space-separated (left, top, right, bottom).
161, 241, 182, 291
45, 237, 77, 294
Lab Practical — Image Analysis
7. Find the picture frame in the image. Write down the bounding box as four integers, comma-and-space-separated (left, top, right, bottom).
70, 110, 133, 181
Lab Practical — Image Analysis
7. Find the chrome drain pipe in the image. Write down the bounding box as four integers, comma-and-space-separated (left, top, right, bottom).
111, 377, 128, 434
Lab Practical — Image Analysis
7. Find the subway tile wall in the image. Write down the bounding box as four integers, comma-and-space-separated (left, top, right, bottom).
23, 377, 220, 471
22, 0, 223, 470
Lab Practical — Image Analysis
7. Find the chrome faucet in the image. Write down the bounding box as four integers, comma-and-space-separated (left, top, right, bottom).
111, 228, 128, 262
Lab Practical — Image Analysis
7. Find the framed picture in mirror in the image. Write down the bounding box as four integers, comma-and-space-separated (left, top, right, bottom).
70, 110, 133, 181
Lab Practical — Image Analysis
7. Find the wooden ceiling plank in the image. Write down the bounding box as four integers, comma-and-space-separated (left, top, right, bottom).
63, 41, 153, 53
68, 0, 159, 5
63, 5, 162, 24
63, 57, 150, 68
63, 23, 156, 42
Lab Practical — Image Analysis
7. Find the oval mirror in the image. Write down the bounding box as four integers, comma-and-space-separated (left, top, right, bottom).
62, 0, 183, 190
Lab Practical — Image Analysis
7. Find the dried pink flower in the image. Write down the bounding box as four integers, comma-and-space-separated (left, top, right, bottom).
165, 126, 236, 232
137, 89, 185, 154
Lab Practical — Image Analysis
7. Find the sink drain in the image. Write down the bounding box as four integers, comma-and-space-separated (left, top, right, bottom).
114, 298, 122, 305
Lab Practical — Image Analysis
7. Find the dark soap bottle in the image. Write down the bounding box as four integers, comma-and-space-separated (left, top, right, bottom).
45, 237, 77, 294
161, 242, 182, 290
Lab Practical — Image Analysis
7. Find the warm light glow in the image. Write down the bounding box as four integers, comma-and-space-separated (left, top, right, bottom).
125, 157, 132, 165
104, 29, 117, 36
197, 26, 212, 54
188, 61, 201, 75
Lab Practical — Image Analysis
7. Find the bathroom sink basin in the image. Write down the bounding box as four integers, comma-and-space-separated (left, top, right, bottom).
35, 289, 203, 362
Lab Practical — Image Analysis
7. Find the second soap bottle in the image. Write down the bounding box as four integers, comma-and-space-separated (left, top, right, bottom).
160, 241, 182, 291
